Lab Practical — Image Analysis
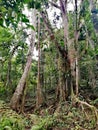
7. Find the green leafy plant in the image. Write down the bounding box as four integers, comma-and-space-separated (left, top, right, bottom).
31, 115, 56, 130
0, 115, 25, 130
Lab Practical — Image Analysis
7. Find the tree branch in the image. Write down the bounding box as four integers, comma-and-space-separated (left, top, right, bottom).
41, 11, 69, 61
49, 1, 61, 9
59, 0, 66, 14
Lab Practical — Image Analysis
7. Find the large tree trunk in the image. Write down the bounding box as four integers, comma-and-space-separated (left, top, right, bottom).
10, 9, 36, 111
41, 11, 70, 101
59, 0, 78, 96
58, 53, 68, 101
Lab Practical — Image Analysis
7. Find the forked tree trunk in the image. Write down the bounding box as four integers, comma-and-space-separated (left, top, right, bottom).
41, 11, 70, 101
10, 9, 36, 111
59, 0, 78, 96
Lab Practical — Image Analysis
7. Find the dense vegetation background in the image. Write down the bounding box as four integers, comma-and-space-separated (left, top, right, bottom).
0, 0, 98, 129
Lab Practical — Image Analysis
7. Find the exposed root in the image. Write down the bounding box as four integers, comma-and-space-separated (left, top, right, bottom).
72, 95, 98, 124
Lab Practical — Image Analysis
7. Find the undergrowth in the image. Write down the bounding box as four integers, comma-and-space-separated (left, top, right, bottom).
0, 100, 25, 130
0, 100, 98, 130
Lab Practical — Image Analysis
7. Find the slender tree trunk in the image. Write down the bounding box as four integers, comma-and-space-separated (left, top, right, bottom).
36, 13, 43, 108
10, 9, 36, 111
0, 60, 4, 82
6, 58, 12, 88
75, 57, 79, 95
40, 50, 45, 88
22, 47, 25, 71
6, 45, 19, 88
74, 0, 79, 96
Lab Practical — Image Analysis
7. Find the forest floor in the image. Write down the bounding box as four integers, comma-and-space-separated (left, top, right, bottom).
0, 90, 98, 130
0, 99, 98, 130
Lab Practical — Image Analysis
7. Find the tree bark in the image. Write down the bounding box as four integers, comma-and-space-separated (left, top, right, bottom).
10, 9, 36, 111
58, 53, 67, 101
36, 13, 43, 108
41, 11, 70, 101
59, 0, 79, 96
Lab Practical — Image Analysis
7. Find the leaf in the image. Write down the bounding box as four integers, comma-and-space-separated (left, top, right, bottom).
21, 15, 29, 23
31, 125, 43, 130
26, 23, 35, 30
35, 2, 41, 9
24, 0, 33, 4
0, 18, 3, 26
22, 17, 29, 23
0, 26, 13, 42
4, 126, 12, 130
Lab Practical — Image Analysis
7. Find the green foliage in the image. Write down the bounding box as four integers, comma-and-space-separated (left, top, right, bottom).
80, 0, 96, 41
0, 84, 6, 96
0, 26, 13, 42
0, 100, 25, 130
0, 116, 24, 130
93, 98, 98, 105
31, 114, 56, 130
21, 14, 29, 23
24, 0, 41, 9
26, 23, 35, 30
29, 102, 98, 130
0, 0, 98, 129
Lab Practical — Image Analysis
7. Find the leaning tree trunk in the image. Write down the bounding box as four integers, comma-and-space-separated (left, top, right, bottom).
10, 9, 36, 111
41, 11, 70, 101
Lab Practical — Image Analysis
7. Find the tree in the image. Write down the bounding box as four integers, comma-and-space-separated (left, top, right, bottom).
0, 0, 97, 116
36, 13, 43, 108
10, 9, 37, 111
